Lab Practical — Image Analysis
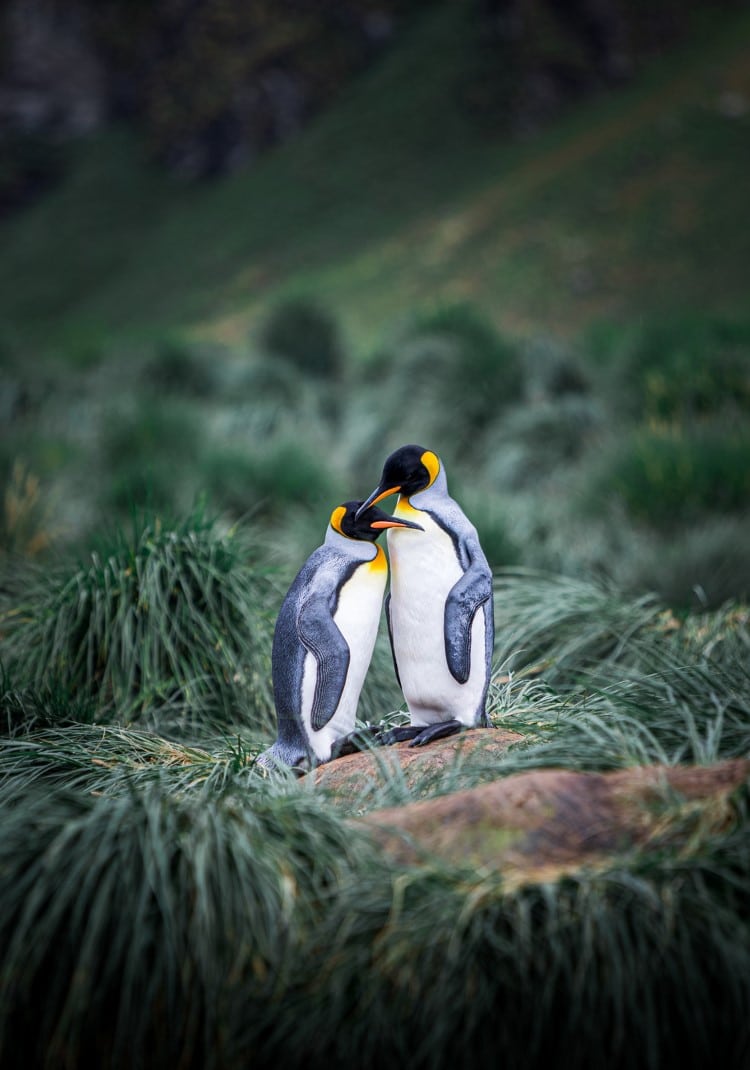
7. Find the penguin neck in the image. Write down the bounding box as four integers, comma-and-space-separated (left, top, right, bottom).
324, 527, 379, 561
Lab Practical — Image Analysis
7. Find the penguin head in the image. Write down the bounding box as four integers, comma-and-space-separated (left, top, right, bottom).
330, 500, 423, 542
355, 444, 442, 517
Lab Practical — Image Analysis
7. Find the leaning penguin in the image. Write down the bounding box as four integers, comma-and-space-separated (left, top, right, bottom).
357, 444, 494, 746
258, 500, 423, 771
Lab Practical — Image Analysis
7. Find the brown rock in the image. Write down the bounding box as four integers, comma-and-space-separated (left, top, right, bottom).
313, 727, 525, 807
358, 757, 750, 889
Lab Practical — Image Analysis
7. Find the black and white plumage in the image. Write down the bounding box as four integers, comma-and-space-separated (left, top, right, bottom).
357, 444, 494, 746
258, 500, 422, 771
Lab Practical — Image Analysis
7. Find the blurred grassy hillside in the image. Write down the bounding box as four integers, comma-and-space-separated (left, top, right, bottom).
0, 4, 748, 355
1, 2, 750, 608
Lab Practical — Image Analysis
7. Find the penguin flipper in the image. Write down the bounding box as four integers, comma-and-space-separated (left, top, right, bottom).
297, 599, 351, 732
444, 560, 492, 684
385, 592, 402, 689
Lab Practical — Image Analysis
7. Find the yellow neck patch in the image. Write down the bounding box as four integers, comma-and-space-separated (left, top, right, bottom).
395, 496, 423, 520
420, 450, 440, 488
368, 543, 388, 572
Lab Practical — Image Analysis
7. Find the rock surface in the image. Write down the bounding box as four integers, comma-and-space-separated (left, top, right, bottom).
361, 757, 750, 887
315, 730, 750, 888
313, 727, 525, 805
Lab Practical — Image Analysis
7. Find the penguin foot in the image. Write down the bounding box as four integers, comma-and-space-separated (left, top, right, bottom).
256, 746, 311, 775
331, 725, 383, 758
407, 719, 464, 747
380, 725, 425, 745
379, 721, 465, 747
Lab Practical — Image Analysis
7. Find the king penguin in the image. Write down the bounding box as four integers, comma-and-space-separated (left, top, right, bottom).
258, 500, 423, 771
356, 444, 494, 746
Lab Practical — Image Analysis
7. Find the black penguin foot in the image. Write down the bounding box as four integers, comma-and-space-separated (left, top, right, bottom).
331, 724, 386, 758
380, 725, 425, 745
407, 719, 464, 747
380, 720, 465, 747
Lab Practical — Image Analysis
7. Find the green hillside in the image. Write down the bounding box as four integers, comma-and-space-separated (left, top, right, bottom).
0, 4, 748, 360
1, 2, 750, 606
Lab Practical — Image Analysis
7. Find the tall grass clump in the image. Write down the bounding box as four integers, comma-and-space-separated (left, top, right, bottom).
493, 567, 666, 682
140, 336, 219, 397
597, 423, 750, 529
259, 811, 750, 1070
481, 394, 603, 490
0, 774, 376, 1070
0, 667, 95, 738
258, 297, 344, 381
364, 302, 524, 461
619, 512, 750, 609
586, 315, 750, 422
202, 439, 335, 523
100, 400, 203, 514
2, 507, 276, 728
1, 763, 747, 1070
487, 569, 750, 773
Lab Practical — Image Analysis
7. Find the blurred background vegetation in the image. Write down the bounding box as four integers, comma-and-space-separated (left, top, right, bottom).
1, 0, 749, 610
2, 2, 750, 1067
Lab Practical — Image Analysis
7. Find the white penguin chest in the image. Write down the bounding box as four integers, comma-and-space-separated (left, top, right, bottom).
388, 500, 462, 607
386, 497, 486, 726
300, 548, 387, 761
333, 552, 388, 653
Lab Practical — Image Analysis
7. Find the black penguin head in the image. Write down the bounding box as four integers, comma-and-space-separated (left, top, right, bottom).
329, 500, 423, 542
355, 445, 441, 518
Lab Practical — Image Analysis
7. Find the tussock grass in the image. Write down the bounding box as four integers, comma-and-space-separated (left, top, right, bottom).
0, 570, 749, 1068
0, 667, 95, 738
0, 723, 217, 793
493, 567, 666, 682
598, 423, 750, 529
587, 314, 750, 423
258, 297, 344, 381
262, 818, 750, 1070
485, 570, 750, 776
0, 761, 747, 1070
140, 336, 220, 397
358, 303, 524, 465
100, 400, 202, 515
2, 507, 276, 730
0, 773, 377, 1070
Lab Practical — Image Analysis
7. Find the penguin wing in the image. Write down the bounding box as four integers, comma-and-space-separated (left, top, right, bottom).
384, 592, 402, 689
297, 596, 351, 732
444, 536, 493, 685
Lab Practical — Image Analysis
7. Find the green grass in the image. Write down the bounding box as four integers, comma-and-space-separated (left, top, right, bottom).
599, 423, 750, 528
586, 315, 750, 422
0, 772, 377, 1070
0, 570, 748, 1068
1, 507, 277, 731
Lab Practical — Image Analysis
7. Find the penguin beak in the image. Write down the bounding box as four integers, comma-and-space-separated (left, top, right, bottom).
370, 517, 423, 531
355, 485, 401, 519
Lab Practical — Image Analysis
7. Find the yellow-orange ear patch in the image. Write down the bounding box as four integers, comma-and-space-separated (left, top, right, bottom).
330, 505, 347, 535
420, 450, 440, 487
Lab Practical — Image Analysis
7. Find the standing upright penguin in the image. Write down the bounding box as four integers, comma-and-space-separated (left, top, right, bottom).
258, 500, 423, 771
357, 444, 494, 745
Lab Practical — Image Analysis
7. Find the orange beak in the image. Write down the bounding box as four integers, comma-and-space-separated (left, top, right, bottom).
370, 518, 422, 531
